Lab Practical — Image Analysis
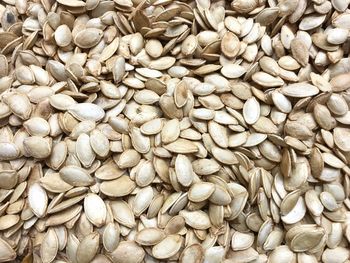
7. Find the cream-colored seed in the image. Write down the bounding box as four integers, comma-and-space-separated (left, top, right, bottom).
0, 0, 350, 262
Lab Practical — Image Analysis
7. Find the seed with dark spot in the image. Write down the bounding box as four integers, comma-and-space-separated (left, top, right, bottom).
6, 12, 15, 24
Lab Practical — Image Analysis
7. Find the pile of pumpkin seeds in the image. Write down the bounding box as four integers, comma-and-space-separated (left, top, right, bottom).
1, 0, 350, 262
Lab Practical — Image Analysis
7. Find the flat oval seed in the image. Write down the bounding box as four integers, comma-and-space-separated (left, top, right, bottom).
175, 154, 194, 187
59, 166, 94, 187
135, 228, 166, 246
68, 103, 105, 122
0, 237, 16, 262
74, 28, 103, 48
28, 183, 47, 218
76, 232, 100, 263
243, 97, 260, 125
40, 228, 58, 263
152, 235, 182, 259
54, 25, 72, 47
109, 241, 145, 263
84, 193, 106, 227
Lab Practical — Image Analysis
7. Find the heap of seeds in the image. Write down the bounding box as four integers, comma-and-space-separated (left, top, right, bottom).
1, 0, 350, 262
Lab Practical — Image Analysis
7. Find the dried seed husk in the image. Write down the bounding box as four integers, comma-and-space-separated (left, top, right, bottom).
0, 214, 20, 230
28, 183, 47, 218
305, 190, 324, 217
76, 232, 100, 263
192, 159, 220, 175
252, 117, 279, 134
161, 119, 180, 144
40, 228, 58, 263
108, 241, 145, 263
49, 94, 77, 111
133, 186, 153, 216
290, 228, 325, 252
54, 25, 72, 47
76, 133, 95, 167
327, 94, 348, 116
74, 28, 103, 48
0, 237, 16, 262
330, 73, 350, 92
59, 166, 94, 187
179, 244, 204, 263
103, 223, 120, 253
290, 38, 309, 67
282, 83, 319, 98
146, 39, 163, 58
322, 247, 350, 263
231, 231, 255, 251
68, 103, 105, 122
208, 121, 228, 148
268, 245, 295, 263
117, 149, 141, 169
100, 175, 136, 197
322, 152, 345, 168
84, 193, 106, 227
221, 64, 246, 79
299, 14, 326, 30
40, 172, 73, 193
320, 191, 338, 211
252, 72, 284, 87
164, 139, 198, 153
6, 93, 32, 120
90, 129, 110, 158
0, 170, 18, 190
23, 117, 50, 137
110, 200, 135, 228
281, 197, 306, 224
179, 210, 211, 229
0, 142, 20, 161
312, 32, 338, 52
243, 97, 260, 125
221, 32, 240, 58
256, 7, 280, 26
112, 56, 126, 84
174, 81, 189, 108
188, 182, 215, 202
1, 0, 350, 260
181, 34, 198, 56
23, 136, 52, 159
15, 65, 35, 85
135, 228, 166, 246
152, 235, 182, 259
175, 154, 194, 187
334, 127, 350, 151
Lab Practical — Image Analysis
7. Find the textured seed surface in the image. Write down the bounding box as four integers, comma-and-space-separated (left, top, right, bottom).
1, 0, 350, 262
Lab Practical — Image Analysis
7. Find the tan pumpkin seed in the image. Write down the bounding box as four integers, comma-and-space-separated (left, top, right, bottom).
0, 237, 16, 262
152, 235, 182, 259
1, 0, 350, 260
103, 223, 120, 253
231, 231, 255, 251
76, 232, 100, 263
69, 103, 105, 122
179, 210, 211, 230
74, 28, 103, 48
84, 193, 106, 227
40, 228, 58, 263
108, 241, 145, 263
100, 175, 136, 197
188, 182, 215, 202
135, 228, 166, 246
110, 200, 135, 228
59, 166, 94, 187
175, 154, 194, 187
28, 183, 47, 218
